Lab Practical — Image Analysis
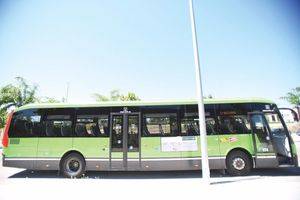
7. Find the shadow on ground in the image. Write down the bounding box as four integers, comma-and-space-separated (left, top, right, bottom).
8, 167, 300, 179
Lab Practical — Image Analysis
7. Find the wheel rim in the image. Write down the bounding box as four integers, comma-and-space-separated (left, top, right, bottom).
232, 157, 245, 170
66, 158, 81, 176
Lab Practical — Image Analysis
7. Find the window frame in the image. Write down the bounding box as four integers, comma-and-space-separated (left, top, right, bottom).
74, 107, 110, 137
40, 108, 75, 137
179, 104, 218, 136
8, 109, 44, 138
141, 105, 180, 137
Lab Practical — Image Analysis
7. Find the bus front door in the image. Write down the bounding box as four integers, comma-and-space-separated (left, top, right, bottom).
109, 112, 141, 170
249, 112, 279, 168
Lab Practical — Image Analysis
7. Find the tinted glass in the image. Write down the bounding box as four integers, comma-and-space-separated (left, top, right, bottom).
180, 104, 217, 136
127, 115, 139, 152
40, 108, 74, 137
74, 108, 109, 137
142, 106, 179, 137
9, 109, 43, 137
251, 103, 273, 112
44, 115, 72, 137
143, 113, 178, 136
111, 115, 123, 151
216, 104, 251, 134
75, 115, 109, 137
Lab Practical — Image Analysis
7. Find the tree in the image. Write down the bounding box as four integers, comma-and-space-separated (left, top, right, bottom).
92, 94, 110, 102
0, 77, 38, 109
281, 87, 300, 118
93, 90, 140, 102
120, 92, 141, 101
110, 89, 122, 101
204, 94, 213, 99
0, 77, 39, 128
37, 97, 61, 103
0, 109, 7, 129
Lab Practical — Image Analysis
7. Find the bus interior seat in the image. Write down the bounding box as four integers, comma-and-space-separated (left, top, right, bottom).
14, 120, 26, 136
233, 120, 249, 134
24, 121, 33, 135
186, 124, 193, 135
206, 124, 214, 135
90, 124, 100, 136
103, 126, 109, 136
158, 124, 164, 135
45, 122, 56, 136
219, 118, 233, 134
144, 124, 150, 135
61, 122, 72, 136
75, 124, 87, 137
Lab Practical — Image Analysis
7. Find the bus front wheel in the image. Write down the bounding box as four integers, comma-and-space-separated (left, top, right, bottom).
226, 150, 252, 176
61, 153, 86, 178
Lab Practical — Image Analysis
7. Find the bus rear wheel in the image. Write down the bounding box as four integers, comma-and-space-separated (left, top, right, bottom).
61, 153, 86, 178
226, 150, 251, 176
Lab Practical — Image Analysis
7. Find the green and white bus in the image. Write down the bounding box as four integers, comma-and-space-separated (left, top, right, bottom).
2, 98, 298, 177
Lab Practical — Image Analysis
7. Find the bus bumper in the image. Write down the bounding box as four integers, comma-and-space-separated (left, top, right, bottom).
2, 153, 7, 167
294, 155, 299, 167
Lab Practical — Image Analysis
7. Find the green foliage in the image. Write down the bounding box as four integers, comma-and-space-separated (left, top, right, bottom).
204, 94, 213, 99
92, 94, 110, 101
110, 89, 122, 101
37, 97, 61, 103
120, 92, 141, 101
0, 77, 39, 128
0, 109, 7, 129
0, 77, 38, 109
281, 87, 300, 106
93, 90, 140, 102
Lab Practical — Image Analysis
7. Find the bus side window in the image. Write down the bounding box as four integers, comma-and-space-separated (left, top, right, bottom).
143, 113, 178, 136
98, 116, 109, 136
74, 115, 109, 137
180, 114, 217, 136
180, 116, 199, 136
9, 109, 42, 137
43, 115, 72, 137
180, 104, 217, 136
206, 118, 217, 135
215, 104, 252, 135
75, 117, 95, 137
217, 115, 250, 134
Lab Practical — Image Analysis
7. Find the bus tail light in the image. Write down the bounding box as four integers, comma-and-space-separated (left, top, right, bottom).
2, 112, 13, 148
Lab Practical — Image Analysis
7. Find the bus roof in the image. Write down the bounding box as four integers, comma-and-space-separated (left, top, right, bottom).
15, 98, 275, 112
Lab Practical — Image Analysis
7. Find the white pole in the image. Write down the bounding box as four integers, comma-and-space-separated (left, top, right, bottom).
188, 0, 210, 184
65, 82, 70, 103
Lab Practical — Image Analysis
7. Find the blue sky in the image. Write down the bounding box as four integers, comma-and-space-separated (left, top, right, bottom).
0, 0, 299, 106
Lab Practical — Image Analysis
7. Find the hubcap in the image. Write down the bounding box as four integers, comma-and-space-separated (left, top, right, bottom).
66, 159, 81, 175
232, 157, 245, 170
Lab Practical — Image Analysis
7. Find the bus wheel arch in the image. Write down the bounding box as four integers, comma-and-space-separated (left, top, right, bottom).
60, 150, 86, 178
225, 148, 253, 176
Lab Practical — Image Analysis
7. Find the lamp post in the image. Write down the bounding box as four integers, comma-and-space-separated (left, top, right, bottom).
188, 0, 210, 184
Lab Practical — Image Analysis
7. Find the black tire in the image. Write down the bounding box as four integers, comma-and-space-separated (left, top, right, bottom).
60, 153, 86, 178
226, 150, 252, 176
